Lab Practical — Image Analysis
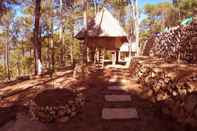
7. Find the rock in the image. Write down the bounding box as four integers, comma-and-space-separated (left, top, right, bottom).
68, 100, 74, 104
28, 90, 85, 123
57, 110, 67, 117
129, 57, 197, 127
70, 111, 77, 117
172, 91, 178, 96
146, 90, 153, 97
156, 92, 168, 101
187, 82, 197, 92
56, 116, 69, 123
71, 106, 76, 112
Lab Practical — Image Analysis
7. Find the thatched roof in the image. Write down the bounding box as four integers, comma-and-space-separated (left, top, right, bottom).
75, 8, 127, 40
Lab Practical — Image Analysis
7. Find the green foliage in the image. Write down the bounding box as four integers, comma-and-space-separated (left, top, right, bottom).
144, 2, 174, 30
177, 0, 197, 18
0, 64, 6, 80
140, 31, 150, 41
143, 0, 197, 31
140, 0, 197, 55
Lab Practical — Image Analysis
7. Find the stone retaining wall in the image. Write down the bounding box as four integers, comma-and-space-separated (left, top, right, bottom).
144, 22, 197, 63
130, 57, 197, 127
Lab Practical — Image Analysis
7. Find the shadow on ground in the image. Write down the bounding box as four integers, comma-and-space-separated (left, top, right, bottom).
0, 67, 196, 131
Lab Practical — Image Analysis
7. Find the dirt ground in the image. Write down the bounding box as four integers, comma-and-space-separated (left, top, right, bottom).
0, 67, 195, 131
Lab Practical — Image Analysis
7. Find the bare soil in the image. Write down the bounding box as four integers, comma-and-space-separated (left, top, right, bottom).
34, 89, 76, 107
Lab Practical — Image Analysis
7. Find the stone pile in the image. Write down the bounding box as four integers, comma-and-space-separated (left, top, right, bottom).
150, 22, 197, 63
130, 57, 197, 127
28, 89, 85, 123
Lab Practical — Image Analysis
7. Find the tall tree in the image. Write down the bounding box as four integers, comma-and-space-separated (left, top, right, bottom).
82, 0, 88, 64
33, 0, 42, 75
1, 11, 13, 80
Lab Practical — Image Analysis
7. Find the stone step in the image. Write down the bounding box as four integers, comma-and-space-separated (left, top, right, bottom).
107, 86, 127, 91
109, 78, 117, 83
105, 95, 131, 102
120, 79, 129, 84
102, 108, 138, 120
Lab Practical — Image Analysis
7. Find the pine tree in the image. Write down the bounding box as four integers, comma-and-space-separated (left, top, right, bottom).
33, 0, 42, 75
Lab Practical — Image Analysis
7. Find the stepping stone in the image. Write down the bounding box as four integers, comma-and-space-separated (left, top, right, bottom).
121, 79, 129, 84
105, 95, 131, 102
109, 78, 117, 82
102, 108, 138, 120
107, 86, 127, 91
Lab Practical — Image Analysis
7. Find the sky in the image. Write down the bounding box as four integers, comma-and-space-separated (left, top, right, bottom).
2, 0, 171, 29
13, 0, 171, 17
1, 0, 170, 34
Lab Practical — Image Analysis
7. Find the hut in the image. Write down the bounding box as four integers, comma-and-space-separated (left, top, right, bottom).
75, 8, 128, 66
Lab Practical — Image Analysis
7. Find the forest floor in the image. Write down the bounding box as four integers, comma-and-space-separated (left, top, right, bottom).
0, 66, 192, 131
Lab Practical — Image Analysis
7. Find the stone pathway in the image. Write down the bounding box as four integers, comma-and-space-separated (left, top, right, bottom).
102, 108, 138, 120
102, 78, 139, 120
107, 86, 127, 91
105, 95, 131, 102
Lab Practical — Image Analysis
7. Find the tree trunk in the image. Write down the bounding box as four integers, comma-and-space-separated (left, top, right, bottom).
3, 43, 6, 74
21, 40, 25, 57
29, 48, 31, 57
5, 37, 10, 80
70, 19, 75, 65
135, 0, 140, 56
93, 0, 97, 15
17, 55, 21, 77
70, 40, 74, 65
60, 47, 64, 66
50, 35, 55, 71
83, 0, 88, 65
59, 0, 65, 66
51, 0, 55, 72
47, 37, 50, 69
128, 1, 134, 59
33, 0, 42, 75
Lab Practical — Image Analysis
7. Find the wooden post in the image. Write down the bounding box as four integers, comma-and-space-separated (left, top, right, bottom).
112, 51, 116, 65
116, 49, 119, 64
98, 48, 101, 64
87, 47, 90, 63
118, 50, 121, 61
